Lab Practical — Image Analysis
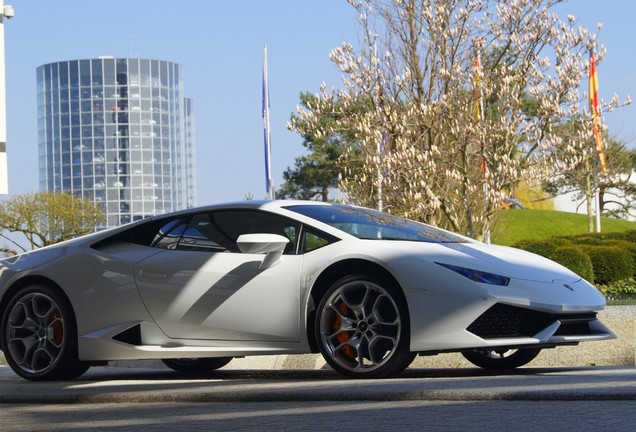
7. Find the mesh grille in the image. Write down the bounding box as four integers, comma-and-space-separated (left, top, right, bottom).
467, 303, 596, 339
554, 320, 592, 336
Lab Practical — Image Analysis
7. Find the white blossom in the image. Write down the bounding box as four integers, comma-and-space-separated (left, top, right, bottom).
289, 0, 626, 239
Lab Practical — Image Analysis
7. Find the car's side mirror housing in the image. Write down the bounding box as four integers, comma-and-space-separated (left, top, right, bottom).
236, 234, 289, 269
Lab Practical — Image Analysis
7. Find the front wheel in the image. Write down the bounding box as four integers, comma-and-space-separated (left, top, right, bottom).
0, 285, 90, 381
162, 357, 233, 372
315, 274, 415, 378
462, 347, 542, 370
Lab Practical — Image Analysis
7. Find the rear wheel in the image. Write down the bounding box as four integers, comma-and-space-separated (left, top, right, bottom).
162, 357, 233, 372
462, 347, 542, 369
315, 274, 415, 378
0, 285, 90, 381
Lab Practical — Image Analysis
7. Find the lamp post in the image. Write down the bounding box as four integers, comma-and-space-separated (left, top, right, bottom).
0, 0, 13, 195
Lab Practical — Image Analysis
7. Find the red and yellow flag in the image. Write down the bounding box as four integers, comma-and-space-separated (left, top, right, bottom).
589, 52, 607, 173
473, 54, 486, 177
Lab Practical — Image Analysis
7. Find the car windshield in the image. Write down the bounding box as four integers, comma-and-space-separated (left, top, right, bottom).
285, 204, 468, 243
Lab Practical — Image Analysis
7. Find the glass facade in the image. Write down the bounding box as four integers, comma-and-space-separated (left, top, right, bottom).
37, 57, 196, 229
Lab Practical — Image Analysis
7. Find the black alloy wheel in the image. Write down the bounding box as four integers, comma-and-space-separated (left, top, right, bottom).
315, 274, 415, 378
1, 284, 90, 381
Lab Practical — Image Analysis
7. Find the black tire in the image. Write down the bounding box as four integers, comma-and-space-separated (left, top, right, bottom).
462, 347, 542, 370
315, 273, 415, 378
0, 284, 91, 381
162, 357, 233, 372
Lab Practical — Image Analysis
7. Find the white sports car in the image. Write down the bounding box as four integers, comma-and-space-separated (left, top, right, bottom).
0, 200, 614, 380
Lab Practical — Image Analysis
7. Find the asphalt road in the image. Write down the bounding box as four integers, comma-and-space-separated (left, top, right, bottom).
2, 399, 634, 432
2, 365, 635, 431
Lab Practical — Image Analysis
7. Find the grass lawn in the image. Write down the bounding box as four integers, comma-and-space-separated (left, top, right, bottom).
491, 208, 636, 246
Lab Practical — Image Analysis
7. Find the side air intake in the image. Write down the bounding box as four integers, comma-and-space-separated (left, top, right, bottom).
112, 324, 142, 346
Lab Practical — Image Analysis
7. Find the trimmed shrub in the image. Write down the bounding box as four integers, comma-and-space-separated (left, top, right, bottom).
600, 231, 635, 241
609, 230, 636, 243
512, 240, 559, 259
604, 240, 636, 277
563, 231, 636, 244
579, 245, 633, 285
550, 238, 574, 247
550, 247, 594, 282
568, 236, 604, 246
627, 230, 636, 242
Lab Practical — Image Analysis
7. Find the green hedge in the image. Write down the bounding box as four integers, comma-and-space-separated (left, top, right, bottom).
512, 240, 559, 258
512, 232, 636, 285
578, 246, 633, 284
604, 240, 636, 276
550, 247, 594, 282
565, 230, 636, 243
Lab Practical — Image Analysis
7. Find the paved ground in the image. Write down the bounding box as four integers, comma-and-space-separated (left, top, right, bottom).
1, 365, 635, 404
2, 399, 634, 432
2, 308, 633, 431
2, 366, 635, 431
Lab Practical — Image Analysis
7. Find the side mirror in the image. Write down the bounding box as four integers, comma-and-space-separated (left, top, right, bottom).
236, 234, 289, 269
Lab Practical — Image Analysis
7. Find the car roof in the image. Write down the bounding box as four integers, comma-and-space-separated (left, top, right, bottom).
16, 200, 349, 254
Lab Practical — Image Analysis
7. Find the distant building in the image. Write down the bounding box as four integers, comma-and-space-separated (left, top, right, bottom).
37, 57, 196, 228
554, 173, 636, 221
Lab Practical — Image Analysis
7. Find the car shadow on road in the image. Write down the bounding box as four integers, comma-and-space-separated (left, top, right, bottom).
3, 364, 634, 404
75, 365, 591, 382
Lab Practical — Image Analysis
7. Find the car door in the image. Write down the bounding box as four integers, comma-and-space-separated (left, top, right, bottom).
134, 210, 302, 342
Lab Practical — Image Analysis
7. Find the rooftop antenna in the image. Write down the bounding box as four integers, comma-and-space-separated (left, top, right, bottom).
262, 45, 274, 200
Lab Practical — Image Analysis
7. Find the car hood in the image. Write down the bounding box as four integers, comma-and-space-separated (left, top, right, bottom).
372, 240, 581, 284
437, 242, 581, 283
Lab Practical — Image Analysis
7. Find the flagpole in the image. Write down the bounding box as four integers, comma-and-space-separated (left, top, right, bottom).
0, 1, 14, 195
595, 189, 601, 233
262, 45, 274, 200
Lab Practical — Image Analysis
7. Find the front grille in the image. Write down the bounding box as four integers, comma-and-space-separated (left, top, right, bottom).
467, 303, 596, 339
554, 320, 592, 336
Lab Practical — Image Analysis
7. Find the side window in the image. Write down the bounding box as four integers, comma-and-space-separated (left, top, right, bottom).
176, 213, 235, 253
212, 211, 299, 254
151, 217, 188, 250
302, 228, 337, 253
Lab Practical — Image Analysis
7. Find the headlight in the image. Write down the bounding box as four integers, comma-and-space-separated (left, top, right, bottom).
436, 262, 510, 286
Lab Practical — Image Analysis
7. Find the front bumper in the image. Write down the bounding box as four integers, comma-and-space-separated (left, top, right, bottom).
465, 302, 615, 348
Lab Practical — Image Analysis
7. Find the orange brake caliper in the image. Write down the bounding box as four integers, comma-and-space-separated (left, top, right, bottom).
335, 302, 355, 359
50, 309, 64, 346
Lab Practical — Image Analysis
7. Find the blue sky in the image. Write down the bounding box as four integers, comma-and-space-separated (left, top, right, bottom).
2, 0, 634, 205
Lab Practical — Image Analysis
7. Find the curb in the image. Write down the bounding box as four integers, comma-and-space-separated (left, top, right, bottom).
2, 366, 635, 404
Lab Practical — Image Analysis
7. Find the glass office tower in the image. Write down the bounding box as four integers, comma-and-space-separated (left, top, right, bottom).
37, 57, 196, 228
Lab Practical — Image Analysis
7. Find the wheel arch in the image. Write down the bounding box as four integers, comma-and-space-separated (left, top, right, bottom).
305, 258, 405, 353
0, 275, 75, 330
0, 275, 91, 379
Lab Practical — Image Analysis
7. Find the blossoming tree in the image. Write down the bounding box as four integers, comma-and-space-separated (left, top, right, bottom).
290, 0, 628, 239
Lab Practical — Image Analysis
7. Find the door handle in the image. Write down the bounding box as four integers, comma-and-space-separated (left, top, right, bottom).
140, 270, 168, 279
